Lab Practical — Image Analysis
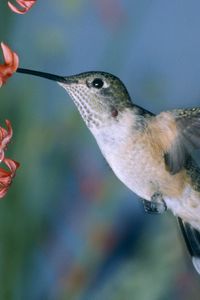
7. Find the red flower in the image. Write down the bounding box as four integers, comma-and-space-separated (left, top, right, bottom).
8, 0, 36, 14
0, 120, 20, 198
0, 120, 13, 162
0, 158, 19, 198
0, 42, 19, 87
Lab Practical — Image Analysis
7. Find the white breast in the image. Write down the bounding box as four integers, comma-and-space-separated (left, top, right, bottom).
90, 110, 160, 200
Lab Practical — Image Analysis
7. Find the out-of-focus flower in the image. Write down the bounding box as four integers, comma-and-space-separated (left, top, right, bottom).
0, 158, 19, 198
8, 0, 36, 14
0, 42, 19, 87
94, 0, 126, 29
0, 120, 20, 198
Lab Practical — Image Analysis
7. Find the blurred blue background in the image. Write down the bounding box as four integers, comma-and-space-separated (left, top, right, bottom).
0, 1, 200, 299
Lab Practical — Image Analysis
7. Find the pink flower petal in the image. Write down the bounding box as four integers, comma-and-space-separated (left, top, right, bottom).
16, 0, 28, 9
0, 158, 20, 198
0, 42, 19, 87
0, 120, 13, 162
4, 158, 20, 176
0, 187, 9, 198
0, 120, 20, 199
8, 0, 36, 14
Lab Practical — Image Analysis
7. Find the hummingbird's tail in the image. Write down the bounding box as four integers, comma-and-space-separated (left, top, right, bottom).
178, 217, 200, 274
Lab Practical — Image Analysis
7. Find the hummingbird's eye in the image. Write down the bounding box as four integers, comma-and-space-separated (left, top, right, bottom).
91, 78, 104, 89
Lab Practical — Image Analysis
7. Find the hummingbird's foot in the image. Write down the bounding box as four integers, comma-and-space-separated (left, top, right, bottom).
142, 192, 167, 215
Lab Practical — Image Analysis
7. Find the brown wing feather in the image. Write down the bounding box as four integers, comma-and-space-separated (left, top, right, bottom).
158, 108, 200, 174
176, 108, 200, 149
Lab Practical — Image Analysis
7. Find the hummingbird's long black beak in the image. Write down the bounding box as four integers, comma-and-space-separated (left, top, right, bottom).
16, 68, 76, 84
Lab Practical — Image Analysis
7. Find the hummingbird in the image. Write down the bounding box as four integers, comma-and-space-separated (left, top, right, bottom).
17, 67, 200, 274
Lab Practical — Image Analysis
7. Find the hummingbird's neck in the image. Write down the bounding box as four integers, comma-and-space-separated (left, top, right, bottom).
90, 106, 146, 140
65, 88, 105, 129
90, 107, 147, 165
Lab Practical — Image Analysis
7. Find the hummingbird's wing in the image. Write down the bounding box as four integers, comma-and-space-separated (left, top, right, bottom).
178, 217, 200, 274
160, 108, 200, 174
145, 107, 200, 274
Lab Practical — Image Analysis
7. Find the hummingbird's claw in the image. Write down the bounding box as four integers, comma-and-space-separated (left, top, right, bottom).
142, 192, 167, 214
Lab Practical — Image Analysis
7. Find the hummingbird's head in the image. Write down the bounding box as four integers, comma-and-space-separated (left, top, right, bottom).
58, 71, 133, 128
16, 69, 133, 129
